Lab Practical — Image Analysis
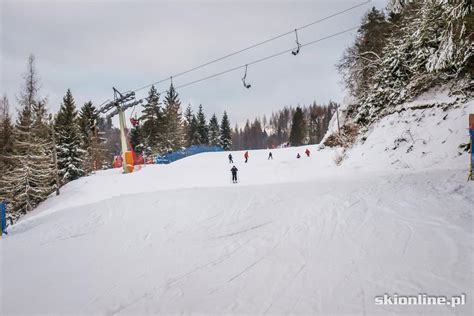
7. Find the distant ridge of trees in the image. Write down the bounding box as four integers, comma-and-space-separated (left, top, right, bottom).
232, 101, 337, 150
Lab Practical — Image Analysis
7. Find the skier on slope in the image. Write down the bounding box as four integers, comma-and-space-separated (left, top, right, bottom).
244, 151, 249, 163
305, 148, 311, 157
268, 152, 273, 160
228, 153, 233, 163
231, 166, 239, 183
297, 153, 301, 159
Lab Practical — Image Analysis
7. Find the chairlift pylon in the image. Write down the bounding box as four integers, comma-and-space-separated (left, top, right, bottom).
242, 64, 251, 89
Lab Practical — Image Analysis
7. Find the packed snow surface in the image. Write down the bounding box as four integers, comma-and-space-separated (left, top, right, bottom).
1, 99, 473, 315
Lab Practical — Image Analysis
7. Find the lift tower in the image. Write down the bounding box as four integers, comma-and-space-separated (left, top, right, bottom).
98, 88, 143, 173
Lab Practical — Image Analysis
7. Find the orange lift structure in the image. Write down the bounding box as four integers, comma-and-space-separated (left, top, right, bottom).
99, 88, 143, 174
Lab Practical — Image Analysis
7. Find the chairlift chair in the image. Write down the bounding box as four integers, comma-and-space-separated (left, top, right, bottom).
292, 29, 302, 56
242, 64, 252, 89
130, 116, 139, 127
129, 101, 140, 127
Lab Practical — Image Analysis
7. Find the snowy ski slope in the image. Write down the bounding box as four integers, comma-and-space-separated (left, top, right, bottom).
1, 98, 473, 315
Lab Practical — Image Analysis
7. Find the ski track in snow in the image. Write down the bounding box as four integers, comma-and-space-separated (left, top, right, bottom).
1, 98, 473, 315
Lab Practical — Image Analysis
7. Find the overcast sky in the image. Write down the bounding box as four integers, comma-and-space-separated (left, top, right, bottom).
1, 0, 386, 126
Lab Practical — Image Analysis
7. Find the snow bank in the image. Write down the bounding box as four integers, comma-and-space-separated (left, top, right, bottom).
345, 98, 473, 171
323, 87, 473, 171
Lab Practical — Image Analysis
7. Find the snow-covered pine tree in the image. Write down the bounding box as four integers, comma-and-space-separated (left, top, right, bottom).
89, 127, 107, 171
188, 115, 200, 146
140, 85, 164, 156
426, 0, 473, 74
78, 101, 98, 149
208, 114, 220, 146
289, 107, 306, 146
245, 118, 264, 149
387, 0, 411, 15
231, 124, 241, 150
32, 99, 58, 193
0, 106, 55, 220
346, 1, 473, 124
183, 104, 193, 147
220, 111, 232, 150
130, 124, 144, 155
55, 89, 86, 183
242, 120, 251, 149
196, 104, 208, 145
78, 101, 106, 172
0, 95, 14, 172
337, 7, 391, 99
163, 83, 184, 151
97, 116, 119, 168
0, 55, 55, 221
307, 112, 319, 145
262, 129, 269, 148
78, 101, 93, 172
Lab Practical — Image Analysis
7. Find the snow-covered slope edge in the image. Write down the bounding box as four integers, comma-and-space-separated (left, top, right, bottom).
323, 87, 474, 171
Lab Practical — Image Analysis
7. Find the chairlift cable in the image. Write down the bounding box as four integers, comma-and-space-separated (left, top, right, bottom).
156, 25, 360, 94
131, 0, 370, 93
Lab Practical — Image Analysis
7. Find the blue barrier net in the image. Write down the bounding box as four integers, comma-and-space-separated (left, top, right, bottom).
156, 145, 224, 164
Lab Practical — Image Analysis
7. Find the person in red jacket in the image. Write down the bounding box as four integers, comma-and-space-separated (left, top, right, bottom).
244, 151, 249, 163
305, 148, 311, 157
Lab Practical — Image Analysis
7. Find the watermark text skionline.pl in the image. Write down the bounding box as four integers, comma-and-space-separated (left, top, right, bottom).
374, 293, 466, 308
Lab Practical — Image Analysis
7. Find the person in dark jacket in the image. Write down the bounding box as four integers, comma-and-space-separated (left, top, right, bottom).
231, 166, 238, 183
268, 152, 273, 160
228, 153, 233, 163
297, 153, 301, 159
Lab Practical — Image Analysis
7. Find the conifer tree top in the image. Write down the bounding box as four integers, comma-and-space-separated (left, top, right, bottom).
164, 83, 181, 108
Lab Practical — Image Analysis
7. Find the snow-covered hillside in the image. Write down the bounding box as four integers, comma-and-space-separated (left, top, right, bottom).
326, 88, 473, 170
349, 96, 472, 171
1, 94, 473, 315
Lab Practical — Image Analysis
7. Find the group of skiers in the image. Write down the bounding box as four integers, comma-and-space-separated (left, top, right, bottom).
228, 151, 249, 164
228, 148, 311, 184
297, 149, 311, 159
